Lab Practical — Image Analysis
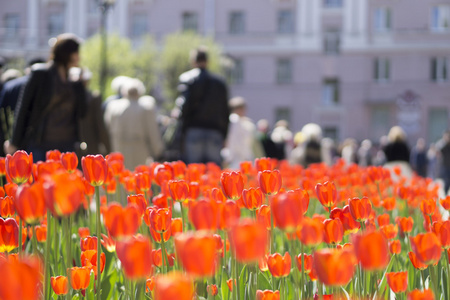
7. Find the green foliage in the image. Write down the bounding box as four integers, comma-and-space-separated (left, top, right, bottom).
80, 34, 157, 98
160, 31, 224, 106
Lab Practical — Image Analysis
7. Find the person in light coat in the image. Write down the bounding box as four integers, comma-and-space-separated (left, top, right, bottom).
104, 78, 163, 170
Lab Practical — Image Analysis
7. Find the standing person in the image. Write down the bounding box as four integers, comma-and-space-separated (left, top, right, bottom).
4, 34, 87, 162
70, 67, 111, 156
438, 131, 450, 194
0, 56, 5, 93
104, 78, 163, 170
223, 96, 263, 169
178, 47, 230, 166
410, 138, 428, 177
383, 126, 410, 163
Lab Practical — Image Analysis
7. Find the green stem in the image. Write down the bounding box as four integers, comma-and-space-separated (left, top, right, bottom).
64, 217, 71, 300
318, 281, 323, 300
293, 240, 301, 299
420, 269, 426, 289
54, 216, 59, 274
280, 277, 285, 300
223, 231, 227, 273
180, 202, 186, 232
95, 186, 102, 300
160, 233, 167, 274
429, 265, 438, 298
446, 253, 450, 300
18, 219, 23, 256
31, 225, 38, 254
44, 211, 52, 300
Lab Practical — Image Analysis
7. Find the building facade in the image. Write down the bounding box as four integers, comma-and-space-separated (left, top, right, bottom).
1, 0, 450, 143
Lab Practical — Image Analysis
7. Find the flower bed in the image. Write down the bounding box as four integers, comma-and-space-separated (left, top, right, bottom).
0, 150, 448, 300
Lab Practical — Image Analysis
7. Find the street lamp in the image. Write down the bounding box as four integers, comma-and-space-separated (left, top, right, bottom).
97, 0, 116, 98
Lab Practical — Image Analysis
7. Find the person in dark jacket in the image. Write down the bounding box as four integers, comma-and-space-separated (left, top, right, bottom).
178, 47, 230, 165
4, 33, 87, 162
383, 126, 410, 163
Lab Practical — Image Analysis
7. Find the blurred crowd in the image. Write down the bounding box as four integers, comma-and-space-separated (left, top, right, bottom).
1, 33, 450, 193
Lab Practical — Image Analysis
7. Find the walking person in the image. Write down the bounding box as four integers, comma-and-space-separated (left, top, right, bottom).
178, 47, 230, 166
4, 34, 87, 162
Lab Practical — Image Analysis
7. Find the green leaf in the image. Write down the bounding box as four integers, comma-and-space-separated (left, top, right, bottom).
238, 265, 247, 300
257, 270, 272, 291
221, 271, 230, 300
374, 256, 395, 299
101, 268, 118, 300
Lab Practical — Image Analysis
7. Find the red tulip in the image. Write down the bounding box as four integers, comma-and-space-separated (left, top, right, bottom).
60, 152, 78, 173
149, 208, 172, 233
116, 235, 152, 280
256, 290, 280, 300
189, 200, 217, 231
353, 230, 389, 271
81, 250, 106, 277
168, 180, 189, 201
0, 256, 42, 300
127, 194, 147, 216
297, 217, 324, 246
51, 276, 68, 295
323, 218, 344, 245
387, 271, 408, 294
410, 233, 441, 265
313, 248, 356, 286
0, 196, 15, 218
154, 271, 194, 300
315, 181, 337, 210
43, 172, 84, 217
296, 253, 313, 273
432, 220, 450, 249
14, 182, 46, 224
135, 172, 152, 192
242, 187, 264, 210
81, 155, 108, 186
174, 232, 217, 278
5, 151, 33, 185
389, 240, 401, 255
256, 205, 274, 230
408, 251, 428, 270
229, 219, 268, 263
397, 216, 414, 234
103, 203, 141, 239
258, 170, 282, 195
80, 236, 97, 251
348, 197, 372, 222
271, 192, 303, 232
68, 266, 90, 290
220, 171, 244, 200
0, 218, 19, 253
46, 149, 61, 161
101, 233, 116, 253
407, 289, 435, 300
330, 206, 360, 234
267, 252, 291, 278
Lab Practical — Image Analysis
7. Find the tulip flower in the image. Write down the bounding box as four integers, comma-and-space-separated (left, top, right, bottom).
313, 248, 356, 286
255, 157, 273, 172
35, 161, 64, 181
348, 197, 372, 222
14, 182, 46, 224
100, 233, 116, 253
5, 151, 33, 185
387, 271, 408, 294
440, 196, 450, 210
150, 226, 171, 244
127, 194, 147, 216
116, 235, 152, 280
410, 233, 441, 265
330, 205, 360, 234
35, 225, 47, 242
267, 252, 291, 278
168, 180, 189, 201
153, 163, 174, 186
271, 192, 303, 232
149, 208, 172, 233
174, 232, 217, 278
432, 220, 450, 249
0, 157, 5, 176
103, 202, 141, 239
0, 256, 42, 300
0, 196, 15, 218
397, 216, 414, 234
135, 172, 152, 192
220, 171, 244, 200
242, 187, 264, 210
256, 290, 280, 300
211, 187, 227, 203
80, 236, 98, 251
229, 219, 268, 263
315, 181, 337, 210
81, 250, 106, 277
189, 200, 217, 231
256, 205, 274, 230
353, 230, 389, 270
258, 170, 282, 195
420, 199, 436, 216
297, 217, 324, 246
78, 227, 90, 238
154, 271, 194, 300
0, 218, 19, 253
46, 149, 61, 161
171, 218, 183, 236
145, 276, 155, 293
380, 224, 399, 240
60, 152, 78, 173
323, 218, 344, 245
207, 284, 218, 296
81, 155, 108, 186
407, 289, 435, 300
296, 254, 313, 273
51, 276, 68, 295
43, 172, 84, 217
68, 266, 90, 290
377, 213, 391, 227
389, 240, 401, 255
408, 251, 428, 270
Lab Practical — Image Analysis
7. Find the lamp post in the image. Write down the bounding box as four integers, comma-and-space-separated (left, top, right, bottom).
97, 0, 115, 98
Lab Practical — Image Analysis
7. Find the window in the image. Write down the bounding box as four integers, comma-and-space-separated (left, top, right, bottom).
323, 127, 339, 141
182, 12, 198, 32
324, 0, 342, 8
229, 11, 245, 34
323, 30, 340, 55
371, 106, 391, 141
4, 14, 20, 38
275, 107, 291, 124
431, 6, 450, 31
230, 58, 244, 84
374, 7, 392, 32
132, 14, 147, 37
48, 12, 64, 36
428, 108, 449, 143
374, 58, 391, 82
431, 57, 448, 82
277, 10, 294, 34
322, 79, 339, 105
276, 59, 292, 84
